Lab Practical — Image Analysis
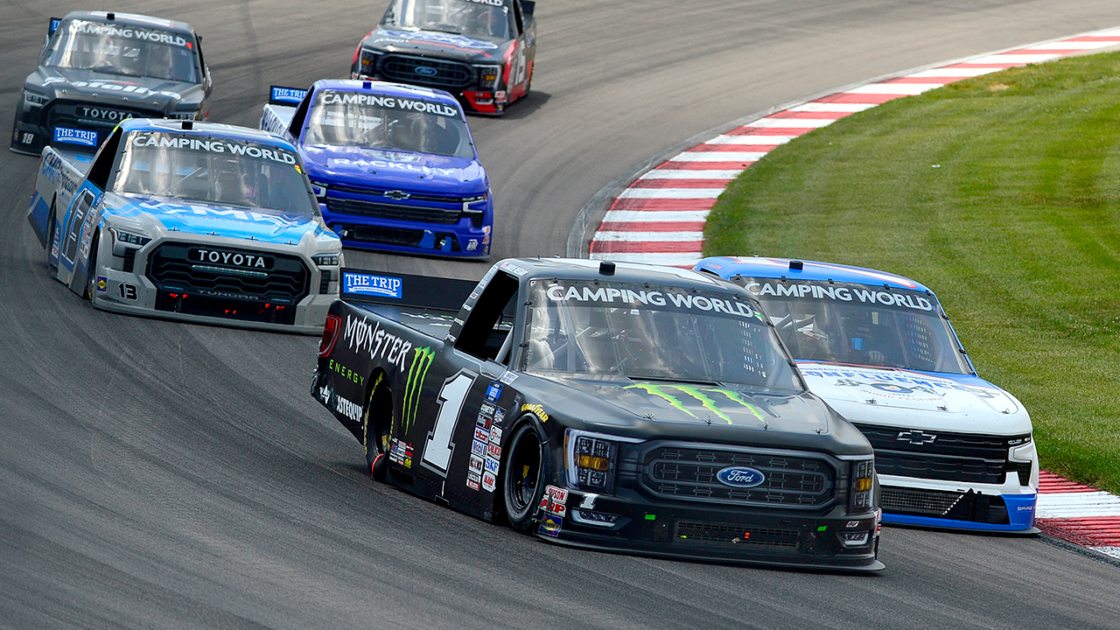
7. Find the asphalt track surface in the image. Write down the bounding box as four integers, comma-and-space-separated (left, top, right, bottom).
4, 1, 1120, 628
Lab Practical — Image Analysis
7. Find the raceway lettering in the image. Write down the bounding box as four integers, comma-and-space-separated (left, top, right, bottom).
320, 91, 458, 117
379, 29, 499, 50
545, 283, 759, 319
344, 315, 414, 371
800, 367, 1002, 398
745, 281, 934, 312
41, 77, 182, 98
130, 133, 297, 164
72, 21, 191, 47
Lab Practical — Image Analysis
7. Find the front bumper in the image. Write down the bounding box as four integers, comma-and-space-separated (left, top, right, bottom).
878, 473, 1038, 533
324, 208, 491, 259
534, 490, 883, 572
89, 231, 338, 335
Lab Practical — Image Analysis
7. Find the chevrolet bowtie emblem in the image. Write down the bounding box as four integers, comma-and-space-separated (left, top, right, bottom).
383, 190, 410, 200
897, 430, 937, 445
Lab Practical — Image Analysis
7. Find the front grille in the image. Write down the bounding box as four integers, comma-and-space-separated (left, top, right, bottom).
881, 487, 1010, 524
146, 242, 309, 316
380, 54, 474, 90
122, 248, 137, 273
675, 521, 800, 548
325, 196, 462, 225
45, 100, 161, 132
641, 444, 837, 509
339, 224, 463, 252
855, 424, 1027, 485
330, 183, 478, 204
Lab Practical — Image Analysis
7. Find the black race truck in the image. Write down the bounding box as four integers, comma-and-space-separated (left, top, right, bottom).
312, 258, 884, 571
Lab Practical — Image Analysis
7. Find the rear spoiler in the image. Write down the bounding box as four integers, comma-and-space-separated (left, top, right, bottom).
340, 268, 478, 313
49, 17, 62, 35
269, 86, 308, 106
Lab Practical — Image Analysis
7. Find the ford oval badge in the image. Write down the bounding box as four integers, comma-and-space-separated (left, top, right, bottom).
716, 466, 765, 488
415, 66, 438, 77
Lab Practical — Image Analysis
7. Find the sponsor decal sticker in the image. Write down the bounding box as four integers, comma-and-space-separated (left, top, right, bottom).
483, 456, 500, 476
481, 471, 496, 492
343, 272, 403, 299
624, 383, 767, 426
716, 466, 766, 489
130, 133, 298, 165
54, 127, 98, 147
498, 370, 518, 385
335, 396, 363, 423
471, 438, 486, 457
499, 261, 528, 277
389, 439, 413, 469
486, 442, 501, 460
521, 403, 548, 423
485, 381, 503, 402
744, 280, 934, 312
488, 426, 502, 444
474, 426, 490, 444
328, 359, 366, 386
469, 454, 485, 476
271, 86, 308, 104
320, 90, 458, 117
466, 475, 480, 491
96, 276, 107, 292
539, 514, 563, 537
402, 346, 435, 432
545, 282, 760, 320
379, 28, 499, 50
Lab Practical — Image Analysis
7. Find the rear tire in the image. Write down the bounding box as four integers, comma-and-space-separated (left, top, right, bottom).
502, 421, 547, 532
364, 375, 393, 482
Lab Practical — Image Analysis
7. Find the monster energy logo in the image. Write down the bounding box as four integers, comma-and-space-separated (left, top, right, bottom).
402, 347, 435, 432
625, 384, 766, 426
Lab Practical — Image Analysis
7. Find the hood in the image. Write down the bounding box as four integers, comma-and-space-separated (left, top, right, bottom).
28, 67, 202, 113
796, 362, 1032, 434
104, 193, 332, 245
364, 27, 508, 62
537, 376, 829, 435
302, 145, 486, 194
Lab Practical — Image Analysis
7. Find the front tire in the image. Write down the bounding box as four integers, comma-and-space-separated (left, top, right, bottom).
363, 374, 393, 481
502, 421, 547, 531
83, 234, 100, 300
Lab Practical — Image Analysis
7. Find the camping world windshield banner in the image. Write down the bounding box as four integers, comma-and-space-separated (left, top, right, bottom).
537, 280, 763, 321
742, 279, 939, 313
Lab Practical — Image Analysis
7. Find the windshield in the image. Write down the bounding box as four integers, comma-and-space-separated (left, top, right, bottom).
43, 19, 199, 83
382, 0, 512, 40
112, 131, 319, 216
521, 280, 803, 392
303, 90, 473, 158
740, 278, 972, 374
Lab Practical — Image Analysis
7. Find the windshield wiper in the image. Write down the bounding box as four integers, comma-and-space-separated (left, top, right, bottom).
628, 375, 722, 387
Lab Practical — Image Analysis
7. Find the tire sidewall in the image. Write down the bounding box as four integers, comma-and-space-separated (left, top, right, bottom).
501, 418, 549, 531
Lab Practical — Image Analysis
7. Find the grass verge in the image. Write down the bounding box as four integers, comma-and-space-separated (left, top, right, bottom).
705, 52, 1120, 495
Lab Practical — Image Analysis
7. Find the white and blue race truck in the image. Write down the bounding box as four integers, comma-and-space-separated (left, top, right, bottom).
696, 256, 1039, 533
27, 118, 342, 334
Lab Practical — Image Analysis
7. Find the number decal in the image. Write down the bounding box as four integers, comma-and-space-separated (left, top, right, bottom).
510, 47, 527, 87
421, 370, 476, 476
117, 283, 138, 300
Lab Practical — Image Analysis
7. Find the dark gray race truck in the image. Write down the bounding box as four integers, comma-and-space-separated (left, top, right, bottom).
312, 258, 884, 571
11, 11, 212, 155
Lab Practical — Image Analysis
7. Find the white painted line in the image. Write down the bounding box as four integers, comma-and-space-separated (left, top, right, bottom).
603, 210, 710, 222
1026, 41, 1118, 50
617, 188, 723, 199
909, 67, 1003, 78
967, 53, 1062, 64
746, 117, 837, 128
846, 83, 944, 95
705, 135, 794, 145
1095, 547, 1120, 559
789, 102, 877, 113
1036, 491, 1120, 518
640, 170, 743, 180
668, 152, 767, 162
593, 231, 704, 242
590, 252, 703, 266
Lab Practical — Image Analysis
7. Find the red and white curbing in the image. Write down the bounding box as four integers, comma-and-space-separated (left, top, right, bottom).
588, 28, 1120, 557
1037, 471, 1120, 559
589, 29, 1120, 268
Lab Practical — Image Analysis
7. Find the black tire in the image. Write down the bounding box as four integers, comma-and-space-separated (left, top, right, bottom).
363, 374, 393, 481
83, 233, 99, 300
501, 420, 547, 531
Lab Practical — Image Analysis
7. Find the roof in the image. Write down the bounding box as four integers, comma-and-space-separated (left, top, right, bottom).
311, 79, 460, 107
694, 256, 931, 293
119, 119, 298, 150
62, 10, 195, 35
502, 258, 741, 293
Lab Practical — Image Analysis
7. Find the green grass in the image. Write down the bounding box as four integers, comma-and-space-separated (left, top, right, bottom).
705, 52, 1120, 495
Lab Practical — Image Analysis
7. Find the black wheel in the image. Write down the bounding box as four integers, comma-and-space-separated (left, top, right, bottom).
502, 421, 547, 531
83, 233, 99, 300
363, 374, 393, 481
